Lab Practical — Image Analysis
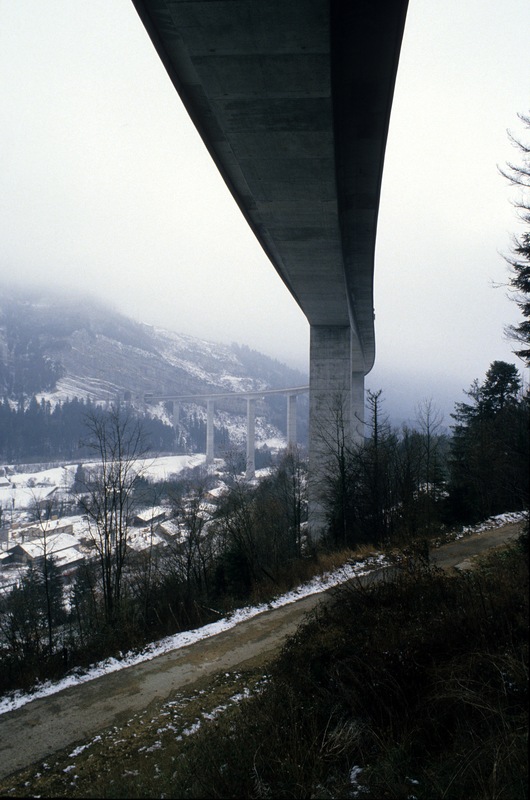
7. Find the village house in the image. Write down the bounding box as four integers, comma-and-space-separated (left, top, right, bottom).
2, 531, 83, 572
13, 520, 74, 543
131, 506, 167, 527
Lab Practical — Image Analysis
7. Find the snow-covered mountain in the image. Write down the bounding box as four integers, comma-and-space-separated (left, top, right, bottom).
0, 287, 308, 447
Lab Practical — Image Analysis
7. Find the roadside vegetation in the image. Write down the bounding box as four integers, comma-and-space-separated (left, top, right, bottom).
1, 532, 527, 799
140, 535, 529, 800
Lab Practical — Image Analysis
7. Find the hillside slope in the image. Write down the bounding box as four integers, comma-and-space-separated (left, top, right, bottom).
0, 522, 524, 794
0, 287, 308, 443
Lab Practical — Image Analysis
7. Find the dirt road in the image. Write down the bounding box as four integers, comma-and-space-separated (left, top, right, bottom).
0, 522, 523, 781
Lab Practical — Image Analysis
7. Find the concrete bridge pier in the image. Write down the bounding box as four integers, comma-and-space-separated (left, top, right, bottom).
131, 0, 407, 542
206, 399, 215, 465
171, 402, 180, 432
286, 393, 298, 449
308, 325, 366, 539
170, 401, 183, 448
245, 398, 256, 481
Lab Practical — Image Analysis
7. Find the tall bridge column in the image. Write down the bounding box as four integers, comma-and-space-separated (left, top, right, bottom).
171, 401, 181, 447
286, 393, 297, 449
245, 398, 256, 481
172, 402, 180, 430
206, 399, 215, 465
308, 325, 353, 539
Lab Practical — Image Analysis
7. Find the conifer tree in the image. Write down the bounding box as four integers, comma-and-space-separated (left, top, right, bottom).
500, 113, 530, 365
449, 361, 528, 522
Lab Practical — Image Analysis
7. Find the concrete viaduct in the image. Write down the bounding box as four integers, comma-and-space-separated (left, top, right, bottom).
145, 386, 308, 480
131, 0, 409, 536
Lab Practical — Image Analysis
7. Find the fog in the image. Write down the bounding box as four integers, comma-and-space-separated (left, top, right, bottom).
1, 0, 529, 424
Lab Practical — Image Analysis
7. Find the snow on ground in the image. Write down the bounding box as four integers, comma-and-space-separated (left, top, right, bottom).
261, 435, 287, 451
0, 464, 75, 513
2, 455, 206, 489
1, 450, 276, 505
0, 509, 525, 717
0, 553, 388, 717
0, 455, 208, 521
140, 454, 206, 482
454, 511, 526, 538
0, 484, 57, 511
2, 464, 76, 487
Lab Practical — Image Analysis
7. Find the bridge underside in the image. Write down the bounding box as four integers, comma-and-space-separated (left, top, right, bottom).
131, 0, 408, 535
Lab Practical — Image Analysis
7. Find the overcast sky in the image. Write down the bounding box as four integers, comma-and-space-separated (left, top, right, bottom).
1, 0, 529, 422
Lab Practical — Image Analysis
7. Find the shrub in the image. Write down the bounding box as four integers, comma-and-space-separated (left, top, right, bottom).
164, 541, 528, 799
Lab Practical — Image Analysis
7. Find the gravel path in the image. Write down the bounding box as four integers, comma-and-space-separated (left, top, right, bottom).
0, 522, 523, 781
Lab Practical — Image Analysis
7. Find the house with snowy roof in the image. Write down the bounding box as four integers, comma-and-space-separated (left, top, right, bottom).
2, 532, 83, 571
131, 506, 167, 527
204, 483, 229, 503
15, 520, 74, 542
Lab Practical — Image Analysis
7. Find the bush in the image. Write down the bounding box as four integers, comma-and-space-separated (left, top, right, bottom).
164, 540, 528, 799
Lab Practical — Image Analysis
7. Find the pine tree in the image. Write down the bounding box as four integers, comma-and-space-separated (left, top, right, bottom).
449, 362, 528, 522
500, 113, 530, 365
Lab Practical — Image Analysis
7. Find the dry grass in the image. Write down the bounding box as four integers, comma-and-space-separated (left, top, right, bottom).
0, 669, 268, 798
1, 535, 527, 799
162, 537, 528, 799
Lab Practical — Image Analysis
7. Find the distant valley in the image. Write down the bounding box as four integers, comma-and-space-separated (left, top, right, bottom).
0, 287, 309, 461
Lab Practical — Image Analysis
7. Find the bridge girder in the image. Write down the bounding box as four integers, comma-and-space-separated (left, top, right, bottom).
131, 0, 408, 374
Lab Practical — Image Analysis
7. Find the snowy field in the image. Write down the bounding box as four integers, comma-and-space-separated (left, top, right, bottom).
0, 450, 284, 521
1, 454, 208, 505
0, 510, 525, 717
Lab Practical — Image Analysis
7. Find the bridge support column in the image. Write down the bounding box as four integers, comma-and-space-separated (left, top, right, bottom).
308, 325, 366, 540
245, 398, 256, 481
171, 401, 181, 447
206, 399, 215, 465
172, 402, 180, 430
286, 393, 297, 449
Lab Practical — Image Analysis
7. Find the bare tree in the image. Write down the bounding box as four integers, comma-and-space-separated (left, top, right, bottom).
273, 447, 307, 557
167, 475, 215, 602
312, 390, 358, 545
361, 389, 398, 546
78, 405, 149, 625
416, 399, 445, 502
28, 495, 66, 655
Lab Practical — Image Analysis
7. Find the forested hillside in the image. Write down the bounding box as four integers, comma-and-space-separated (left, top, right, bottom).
0, 287, 309, 462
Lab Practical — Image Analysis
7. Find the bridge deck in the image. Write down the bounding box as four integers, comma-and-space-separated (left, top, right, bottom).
145, 386, 309, 403
131, 0, 408, 373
